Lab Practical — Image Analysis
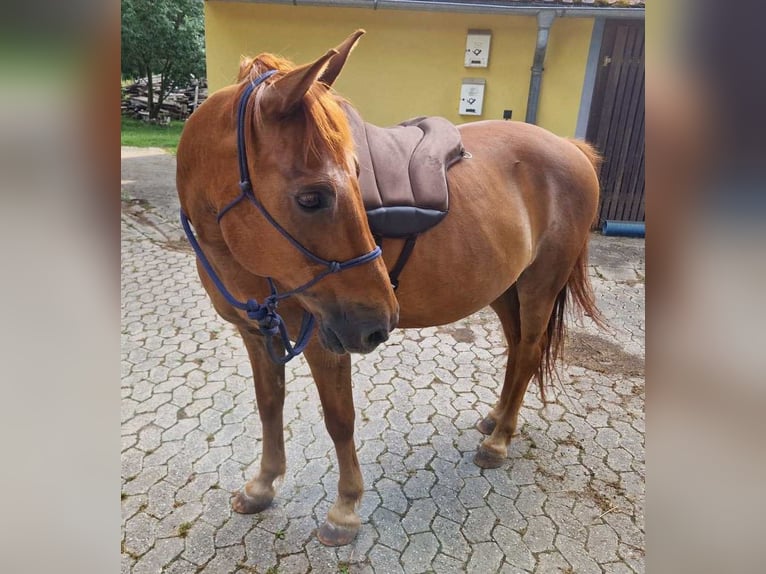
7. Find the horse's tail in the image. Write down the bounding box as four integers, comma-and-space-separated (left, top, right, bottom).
537, 140, 606, 400
537, 238, 607, 400
568, 138, 604, 172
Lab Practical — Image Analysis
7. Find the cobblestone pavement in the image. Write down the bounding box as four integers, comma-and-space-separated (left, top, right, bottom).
122, 148, 645, 573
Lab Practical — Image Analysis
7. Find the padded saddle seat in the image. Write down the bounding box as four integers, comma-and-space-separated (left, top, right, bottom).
344, 105, 464, 239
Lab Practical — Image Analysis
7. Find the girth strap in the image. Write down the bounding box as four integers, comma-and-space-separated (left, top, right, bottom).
388, 235, 418, 291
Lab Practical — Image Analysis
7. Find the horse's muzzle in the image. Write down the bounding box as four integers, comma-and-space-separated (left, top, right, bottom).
318, 307, 398, 354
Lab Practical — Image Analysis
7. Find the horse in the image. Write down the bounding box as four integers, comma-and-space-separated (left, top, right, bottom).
176, 30, 602, 547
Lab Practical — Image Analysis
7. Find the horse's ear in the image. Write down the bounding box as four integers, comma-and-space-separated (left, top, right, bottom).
319, 29, 366, 87
259, 49, 338, 118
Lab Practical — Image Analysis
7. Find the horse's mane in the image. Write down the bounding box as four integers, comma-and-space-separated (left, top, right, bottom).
238, 53, 352, 167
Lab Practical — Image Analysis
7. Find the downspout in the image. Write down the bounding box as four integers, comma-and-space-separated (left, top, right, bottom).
525, 10, 555, 125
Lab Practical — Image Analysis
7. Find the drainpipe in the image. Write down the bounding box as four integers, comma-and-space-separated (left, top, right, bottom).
525, 10, 555, 125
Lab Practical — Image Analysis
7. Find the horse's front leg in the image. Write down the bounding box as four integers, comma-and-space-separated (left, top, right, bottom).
231, 327, 286, 514
304, 341, 362, 546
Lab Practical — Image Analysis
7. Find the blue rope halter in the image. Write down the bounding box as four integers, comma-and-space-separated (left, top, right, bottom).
180, 70, 382, 364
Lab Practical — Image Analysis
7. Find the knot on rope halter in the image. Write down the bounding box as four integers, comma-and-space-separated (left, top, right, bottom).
239, 181, 253, 194
328, 261, 342, 273
245, 299, 282, 336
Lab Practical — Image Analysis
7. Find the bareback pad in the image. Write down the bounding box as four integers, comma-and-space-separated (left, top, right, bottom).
343, 105, 464, 239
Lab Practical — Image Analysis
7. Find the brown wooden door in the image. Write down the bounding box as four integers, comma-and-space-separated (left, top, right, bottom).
586, 20, 645, 225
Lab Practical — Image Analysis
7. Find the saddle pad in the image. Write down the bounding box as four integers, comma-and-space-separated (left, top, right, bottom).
344, 105, 464, 238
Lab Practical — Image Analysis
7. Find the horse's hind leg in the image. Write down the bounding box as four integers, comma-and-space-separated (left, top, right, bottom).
231, 328, 287, 514
474, 260, 571, 469
476, 286, 522, 436
303, 341, 363, 547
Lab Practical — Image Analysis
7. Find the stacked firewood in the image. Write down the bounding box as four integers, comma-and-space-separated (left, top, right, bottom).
121, 76, 208, 121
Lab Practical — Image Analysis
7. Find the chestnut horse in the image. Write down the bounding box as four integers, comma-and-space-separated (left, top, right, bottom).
176, 30, 602, 546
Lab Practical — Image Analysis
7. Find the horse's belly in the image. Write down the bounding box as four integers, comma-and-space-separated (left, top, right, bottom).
387, 207, 532, 328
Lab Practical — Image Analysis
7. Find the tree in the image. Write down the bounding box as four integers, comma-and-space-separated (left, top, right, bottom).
121, 0, 205, 120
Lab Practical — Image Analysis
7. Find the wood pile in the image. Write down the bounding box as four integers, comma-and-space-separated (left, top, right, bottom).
121, 75, 208, 121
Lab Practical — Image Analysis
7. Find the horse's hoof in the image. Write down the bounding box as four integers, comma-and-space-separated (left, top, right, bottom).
474, 446, 505, 469
316, 520, 359, 547
476, 416, 497, 436
231, 489, 273, 514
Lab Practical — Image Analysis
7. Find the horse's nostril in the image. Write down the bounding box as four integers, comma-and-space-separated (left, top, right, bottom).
366, 328, 389, 347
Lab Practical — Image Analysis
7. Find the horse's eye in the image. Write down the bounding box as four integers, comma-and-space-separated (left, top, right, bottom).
297, 192, 321, 209
295, 184, 335, 212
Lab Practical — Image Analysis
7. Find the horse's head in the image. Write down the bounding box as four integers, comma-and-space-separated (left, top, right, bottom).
219, 30, 398, 354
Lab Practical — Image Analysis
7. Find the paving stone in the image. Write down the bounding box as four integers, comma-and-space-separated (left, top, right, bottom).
123, 465, 167, 496
199, 488, 231, 528
546, 499, 589, 542
143, 441, 183, 468
304, 538, 342, 574
535, 551, 572, 573
492, 524, 535, 571
369, 543, 404, 574
462, 506, 497, 544
122, 193, 644, 574
215, 512, 255, 547
430, 484, 468, 524
587, 523, 620, 563
602, 562, 636, 574
432, 516, 470, 562
120, 554, 134, 574
278, 552, 310, 573
432, 553, 466, 574
182, 521, 216, 565
486, 492, 526, 530
193, 445, 231, 473
401, 532, 438, 573
401, 498, 437, 534
162, 419, 199, 442
371, 507, 408, 552
162, 558, 196, 574
402, 469, 436, 499
131, 537, 184, 574
122, 448, 144, 480
498, 562, 533, 574
123, 512, 157, 556
508, 458, 538, 486
155, 502, 203, 538
146, 479, 177, 519
347, 523, 377, 564
198, 545, 245, 574
275, 515, 316, 555
466, 541, 504, 574
458, 475, 491, 508
242, 526, 278, 571
555, 534, 602, 574
522, 515, 556, 553
515, 485, 547, 517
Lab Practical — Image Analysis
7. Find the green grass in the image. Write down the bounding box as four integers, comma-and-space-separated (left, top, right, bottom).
178, 522, 192, 537
121, 116, 184, 154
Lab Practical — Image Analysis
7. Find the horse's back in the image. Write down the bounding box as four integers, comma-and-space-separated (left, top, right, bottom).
452, 120, 600, 238
390, 120, 600, 326
457, 120, 599, 199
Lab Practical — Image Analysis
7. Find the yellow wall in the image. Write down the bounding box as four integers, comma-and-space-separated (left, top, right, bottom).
204, 2, 593, 136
